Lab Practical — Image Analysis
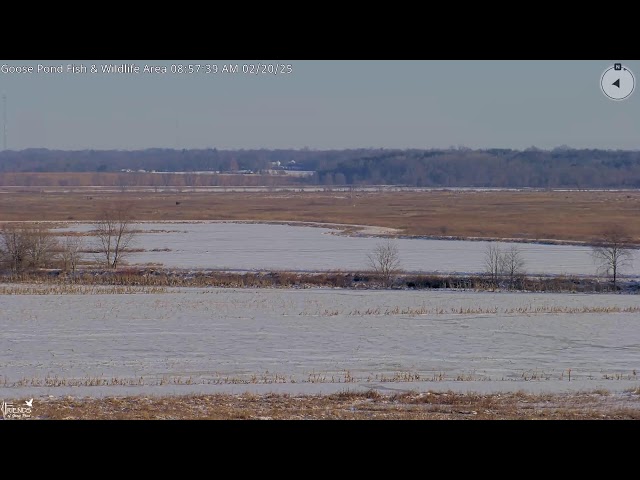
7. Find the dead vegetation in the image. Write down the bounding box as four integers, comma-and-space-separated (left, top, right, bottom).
6, 369, 638, 389
25, 390, 640, 420
0, 268, 631, 293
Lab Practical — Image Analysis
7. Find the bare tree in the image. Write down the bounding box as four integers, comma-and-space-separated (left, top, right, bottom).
591, 227, 634, 289
367, 239, 402, 288
95, 204, 137, 269
0, 224, 29, 272
501, 245, 526, 290
117, 174, 129, 193
184, 172, 197, 188
161, 173, 175, 188
484, 243, 502, 287
60, 236, 84, 276
0, 223, 59, 272
23, 224, 59, 269
485, 243, 527, 289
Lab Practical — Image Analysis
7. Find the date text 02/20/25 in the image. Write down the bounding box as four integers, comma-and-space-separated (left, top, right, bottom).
166, 64, 294, 75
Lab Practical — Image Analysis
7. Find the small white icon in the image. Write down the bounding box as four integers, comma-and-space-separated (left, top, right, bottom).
601, 64, 635, 101
25, 398, 33, 408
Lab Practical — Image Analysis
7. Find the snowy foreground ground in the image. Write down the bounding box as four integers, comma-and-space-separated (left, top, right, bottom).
1, 288, 639, 399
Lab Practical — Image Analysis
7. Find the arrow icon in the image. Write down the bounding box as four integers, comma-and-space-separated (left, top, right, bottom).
602, 65, 635, 100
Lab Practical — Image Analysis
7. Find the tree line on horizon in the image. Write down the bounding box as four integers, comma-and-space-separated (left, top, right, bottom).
3, 147, 640, 188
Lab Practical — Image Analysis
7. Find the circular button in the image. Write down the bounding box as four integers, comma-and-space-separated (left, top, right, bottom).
601, 64, 635, 101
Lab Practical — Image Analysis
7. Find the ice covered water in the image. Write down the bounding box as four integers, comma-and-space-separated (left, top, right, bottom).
54, 222, 638, 276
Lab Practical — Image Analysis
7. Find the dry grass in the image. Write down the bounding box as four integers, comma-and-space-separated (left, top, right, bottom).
0, 269, 623, 293
24, 390, 640, 420
334, 305, 640, 316
6, 369, 638, 388
0, 284, 167, 295
2, 190, 640, 242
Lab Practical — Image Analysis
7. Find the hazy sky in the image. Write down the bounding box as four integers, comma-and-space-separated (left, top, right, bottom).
0, 60, 638, 151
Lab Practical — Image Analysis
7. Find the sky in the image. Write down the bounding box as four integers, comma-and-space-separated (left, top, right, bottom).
0, 60, 638, 151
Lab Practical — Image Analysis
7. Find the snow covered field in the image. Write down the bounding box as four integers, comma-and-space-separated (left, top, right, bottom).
1, 289, 639, 397
56, 222, 639, 276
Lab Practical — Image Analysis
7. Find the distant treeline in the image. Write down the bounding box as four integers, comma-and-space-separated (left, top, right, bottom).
2, 147, 640, 188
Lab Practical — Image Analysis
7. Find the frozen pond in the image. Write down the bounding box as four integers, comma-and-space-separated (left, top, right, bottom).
58, 222, 637, 276
1, 289, 639, 397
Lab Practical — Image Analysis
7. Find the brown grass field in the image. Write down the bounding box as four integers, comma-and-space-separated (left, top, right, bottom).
28, 390, 640, 420
1, 189, 640, 242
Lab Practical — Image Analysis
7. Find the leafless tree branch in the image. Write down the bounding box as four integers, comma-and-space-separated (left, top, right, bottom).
94, 204, 137, 269
591, 226, 633, 289
367, 240, 402, 288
